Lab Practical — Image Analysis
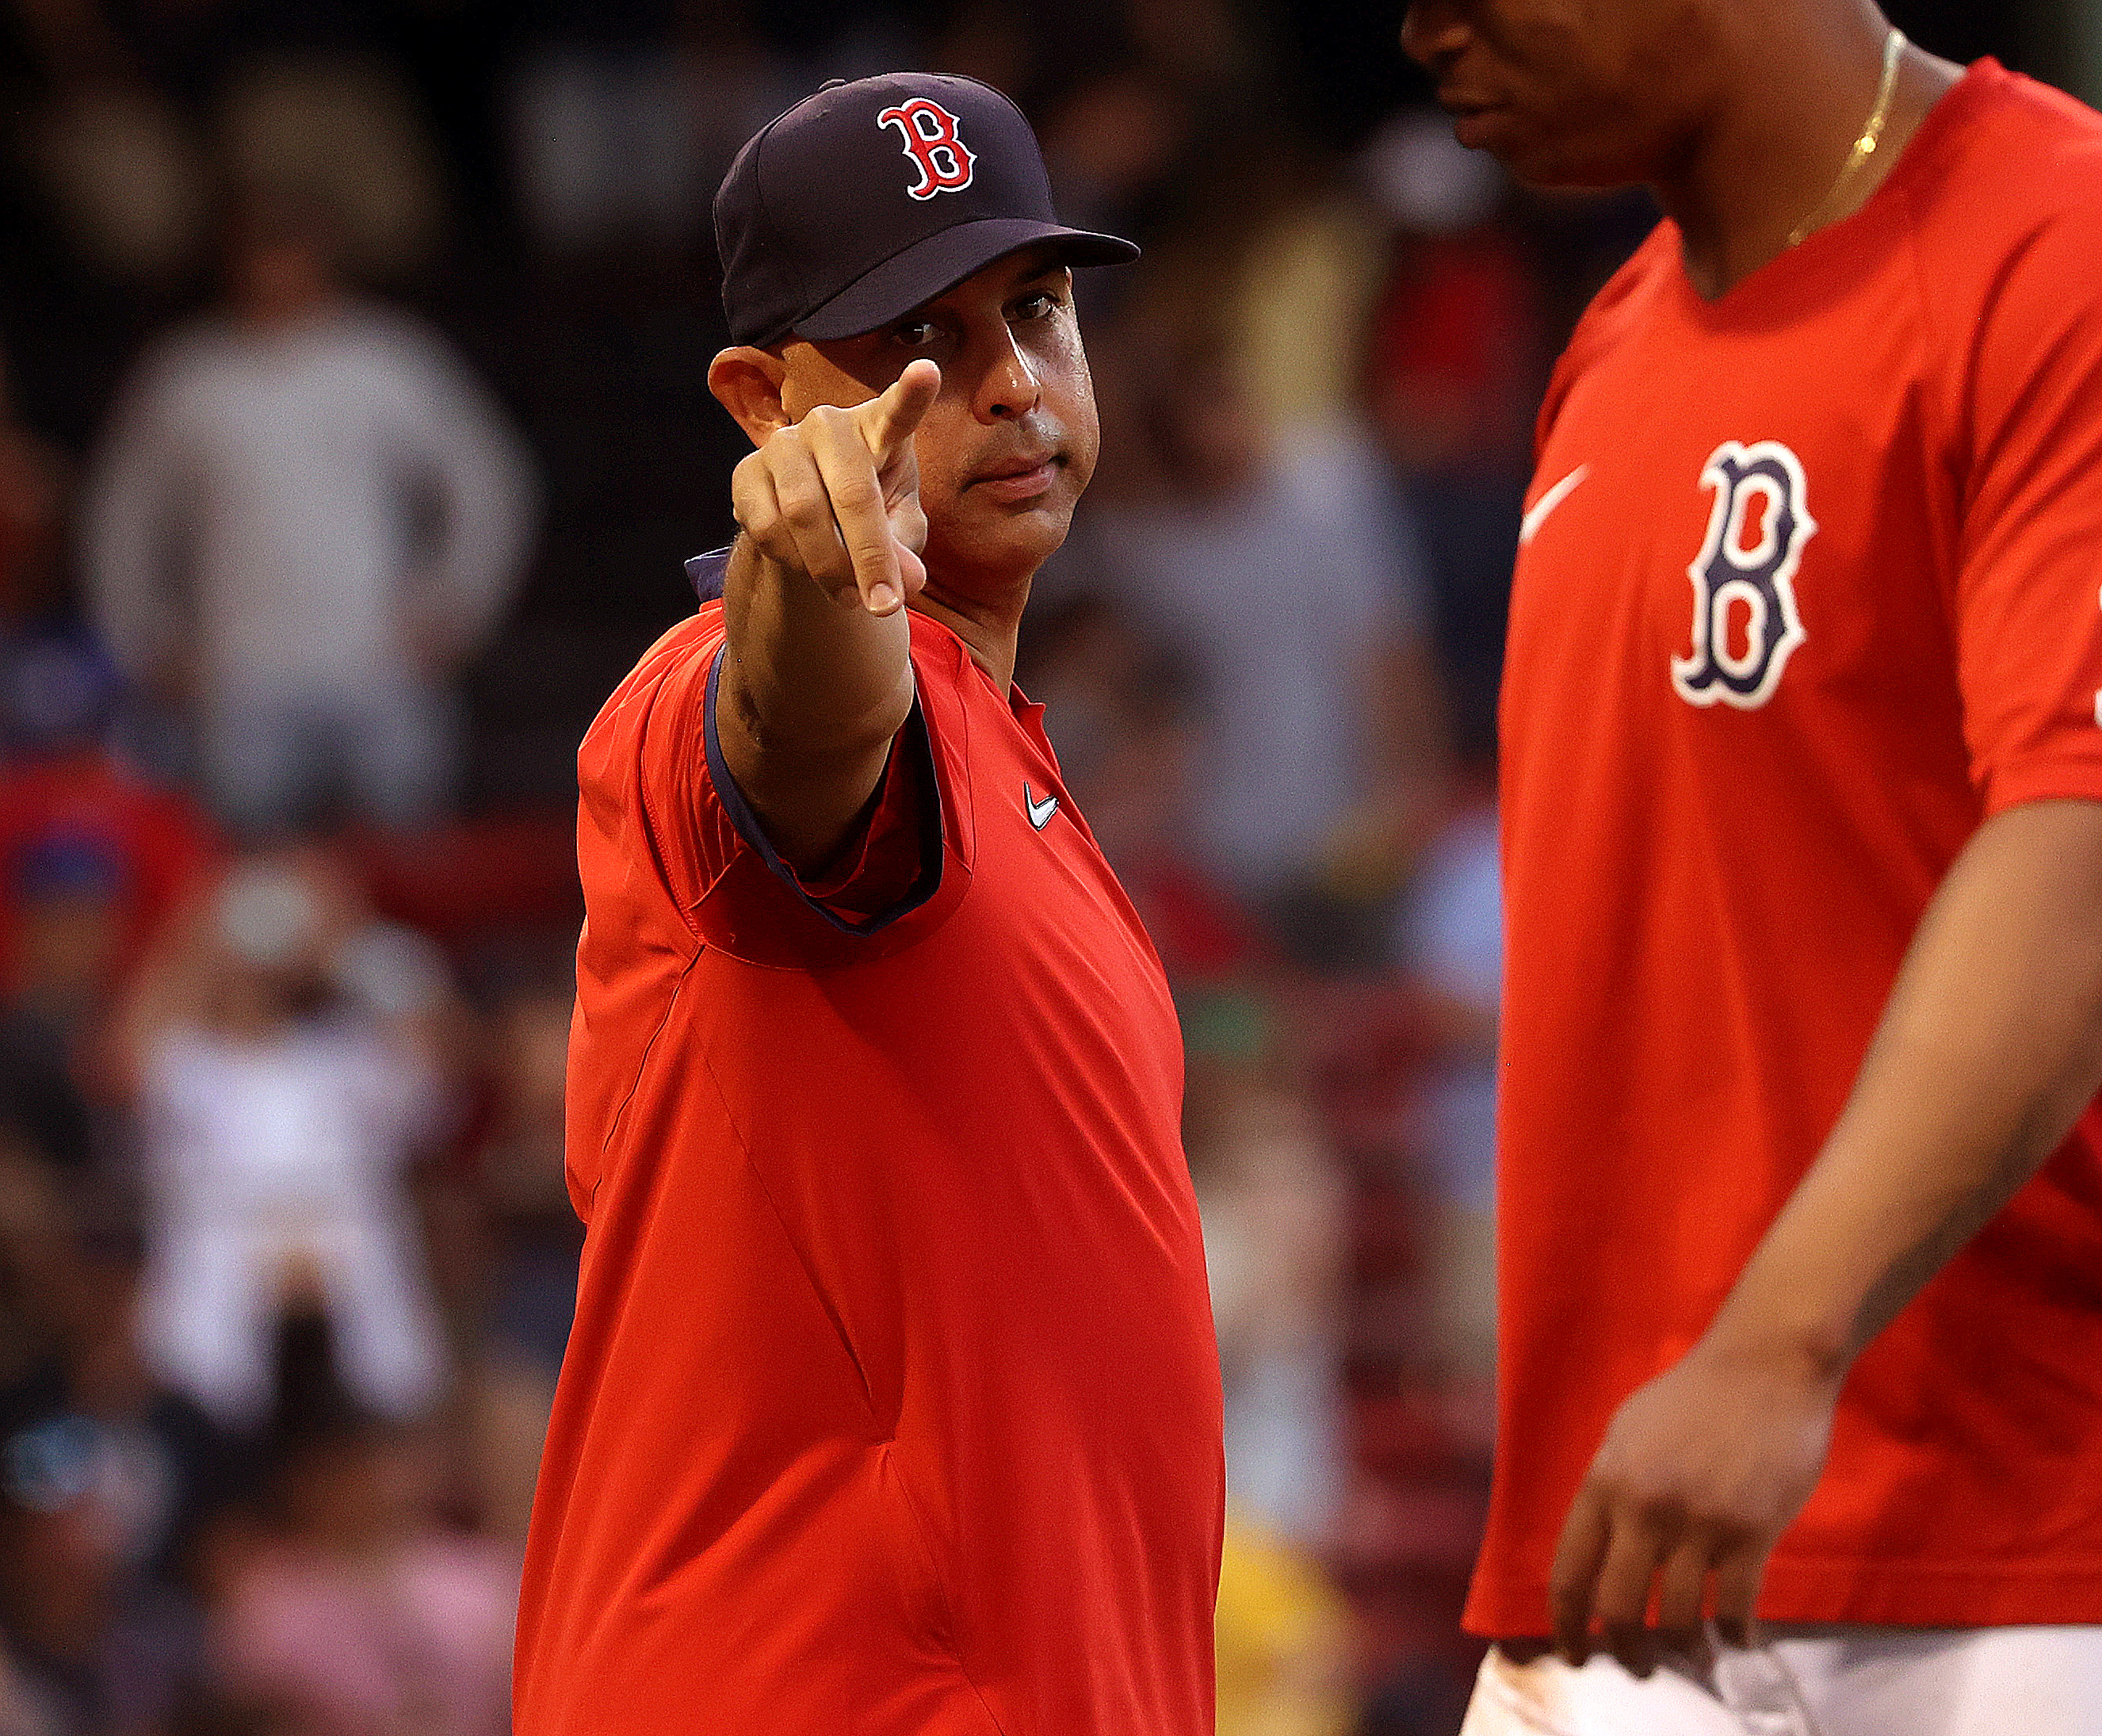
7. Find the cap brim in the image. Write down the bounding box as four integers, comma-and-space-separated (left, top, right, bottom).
789, 218, 1138, 342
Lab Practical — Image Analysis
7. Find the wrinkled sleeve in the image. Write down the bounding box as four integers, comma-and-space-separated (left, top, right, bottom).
630, 615, 965, 966
1955, 203, 2102, 813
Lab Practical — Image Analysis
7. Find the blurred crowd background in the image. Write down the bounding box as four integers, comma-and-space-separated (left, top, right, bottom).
0, 1, 2059, 1732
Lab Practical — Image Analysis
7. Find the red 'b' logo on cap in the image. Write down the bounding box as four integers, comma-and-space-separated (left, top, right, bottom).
877, 98, 976, 200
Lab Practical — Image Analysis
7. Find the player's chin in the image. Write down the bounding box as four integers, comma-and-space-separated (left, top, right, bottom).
1499, 123, 1652, 192
934, 491, 1076, 578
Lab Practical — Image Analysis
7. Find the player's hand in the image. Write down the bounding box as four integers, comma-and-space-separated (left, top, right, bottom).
730, 358, 940, 617
1548, 1339, 1841, 1674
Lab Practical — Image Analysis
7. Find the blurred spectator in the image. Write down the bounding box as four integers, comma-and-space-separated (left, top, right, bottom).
0, 632, 221, 1279
1359, 112, 1546, 761
80, 189, 537, 838
1190, 1057, 1348, 1548
0, 634, 220, 1042
1359, 114, 1536, 476
0, 1235, 244, 1597
0, 1131, 94, 1407
1224, 156, 1395, 436
1395, 793, 1500, 1388
0, 342, 67, 623
208, 1411, 515, 1736
1214, 1520, 1355, 1736
1072, 320, 1449, 966
217, 60, 445, 286
1018, 591, 1265, 988
1038, 62, 1199, 282
2, 825, 131, 1085
116, 854, 453, 1432
508, 1, 764, 258
452, 946, 578, 1546
0, 1394, 204, 1736
1188, 1046, 1355, 1735
13, 0, 446, 289
9, 0, 212, 285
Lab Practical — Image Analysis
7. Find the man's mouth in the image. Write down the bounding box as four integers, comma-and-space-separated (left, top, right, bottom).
1439, 90, 1500, 118
1441, 98, 1508, 148
969, 450, 1063, 503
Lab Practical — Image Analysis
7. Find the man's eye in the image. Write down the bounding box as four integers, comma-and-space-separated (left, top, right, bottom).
1013, 292, 1058, 320
892, 319, 940, 346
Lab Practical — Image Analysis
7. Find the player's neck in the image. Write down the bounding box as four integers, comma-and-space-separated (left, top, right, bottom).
912, 576, 1028, 693
1657, 23, 1960, 301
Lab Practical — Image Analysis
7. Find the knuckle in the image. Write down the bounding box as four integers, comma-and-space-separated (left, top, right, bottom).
1642, 1493, 1691, 1533
774, 481, 829, 530
828, 475, 882, 516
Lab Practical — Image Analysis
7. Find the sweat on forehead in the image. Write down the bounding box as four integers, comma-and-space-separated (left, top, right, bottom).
713, 71, 1136, 349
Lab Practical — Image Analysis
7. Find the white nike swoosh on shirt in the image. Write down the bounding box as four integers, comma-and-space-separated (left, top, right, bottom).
1519, 464, 1590, 547
1025, 784, 1059, 831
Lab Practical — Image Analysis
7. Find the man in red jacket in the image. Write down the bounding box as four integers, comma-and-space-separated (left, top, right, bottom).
513, 73, 1225, 1736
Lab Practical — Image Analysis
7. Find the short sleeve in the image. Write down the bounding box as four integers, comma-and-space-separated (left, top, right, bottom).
630, 610, 974, 969
1955, 202, 2102, 814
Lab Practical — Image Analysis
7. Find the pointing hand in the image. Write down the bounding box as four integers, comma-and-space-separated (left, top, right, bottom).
731, 358, 941, 615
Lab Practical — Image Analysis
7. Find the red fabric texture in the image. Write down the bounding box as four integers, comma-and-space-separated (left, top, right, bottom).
515, 603, 1224, 1734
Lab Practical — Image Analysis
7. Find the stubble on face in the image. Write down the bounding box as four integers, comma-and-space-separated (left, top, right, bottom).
782, 252, 1102, 597
920, 316, 1098, 591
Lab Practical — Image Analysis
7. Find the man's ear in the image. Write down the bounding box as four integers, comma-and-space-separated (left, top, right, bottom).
708, 346, 793, 447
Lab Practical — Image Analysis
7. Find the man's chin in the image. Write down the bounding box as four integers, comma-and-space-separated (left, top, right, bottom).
1488, 127, 1652, 195
927, 498, 1075, 591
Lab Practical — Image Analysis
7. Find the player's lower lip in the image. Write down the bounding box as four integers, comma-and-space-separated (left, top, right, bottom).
973, 460, 1060, 502
1449, 106, 1506, 149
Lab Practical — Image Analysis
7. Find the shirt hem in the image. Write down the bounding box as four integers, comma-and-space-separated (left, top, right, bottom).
1982, 764, 2102, 819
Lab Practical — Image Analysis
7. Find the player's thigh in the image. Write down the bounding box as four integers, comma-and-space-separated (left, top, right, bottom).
1772, 1624, 2102, 1736
1459, 1646, 1757, 1735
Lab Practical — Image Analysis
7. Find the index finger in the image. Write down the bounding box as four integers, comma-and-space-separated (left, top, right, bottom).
1709, 1544, 1768, 1650
856, 358, 942, 461
1549, 1485, 1611, 1665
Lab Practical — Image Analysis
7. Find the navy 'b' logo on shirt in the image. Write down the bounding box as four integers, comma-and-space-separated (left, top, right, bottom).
1671, 441, 1816, 710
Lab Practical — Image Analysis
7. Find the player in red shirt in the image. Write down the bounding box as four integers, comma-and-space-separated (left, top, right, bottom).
1402, 2, 2102, 1730
510, 75, 1224, 1736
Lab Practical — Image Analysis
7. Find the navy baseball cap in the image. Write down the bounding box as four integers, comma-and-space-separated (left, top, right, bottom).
715, 72, 1137, 349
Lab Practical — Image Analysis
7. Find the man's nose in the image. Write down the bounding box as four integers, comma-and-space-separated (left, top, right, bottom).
1400, 2, 1469, 72
972, 327, 1041, 423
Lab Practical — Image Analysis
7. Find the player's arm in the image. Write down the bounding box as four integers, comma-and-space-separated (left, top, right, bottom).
705, 358, 939, 874
1550, 797, 2102, 1669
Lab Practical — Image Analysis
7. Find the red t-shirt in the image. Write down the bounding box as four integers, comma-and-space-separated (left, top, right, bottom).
1473, 61, 2102, 1635
514, 595, 1224, 1734
0, 751, 217, 994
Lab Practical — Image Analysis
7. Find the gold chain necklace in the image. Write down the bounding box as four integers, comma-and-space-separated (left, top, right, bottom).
1787, 28, 1907, 248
